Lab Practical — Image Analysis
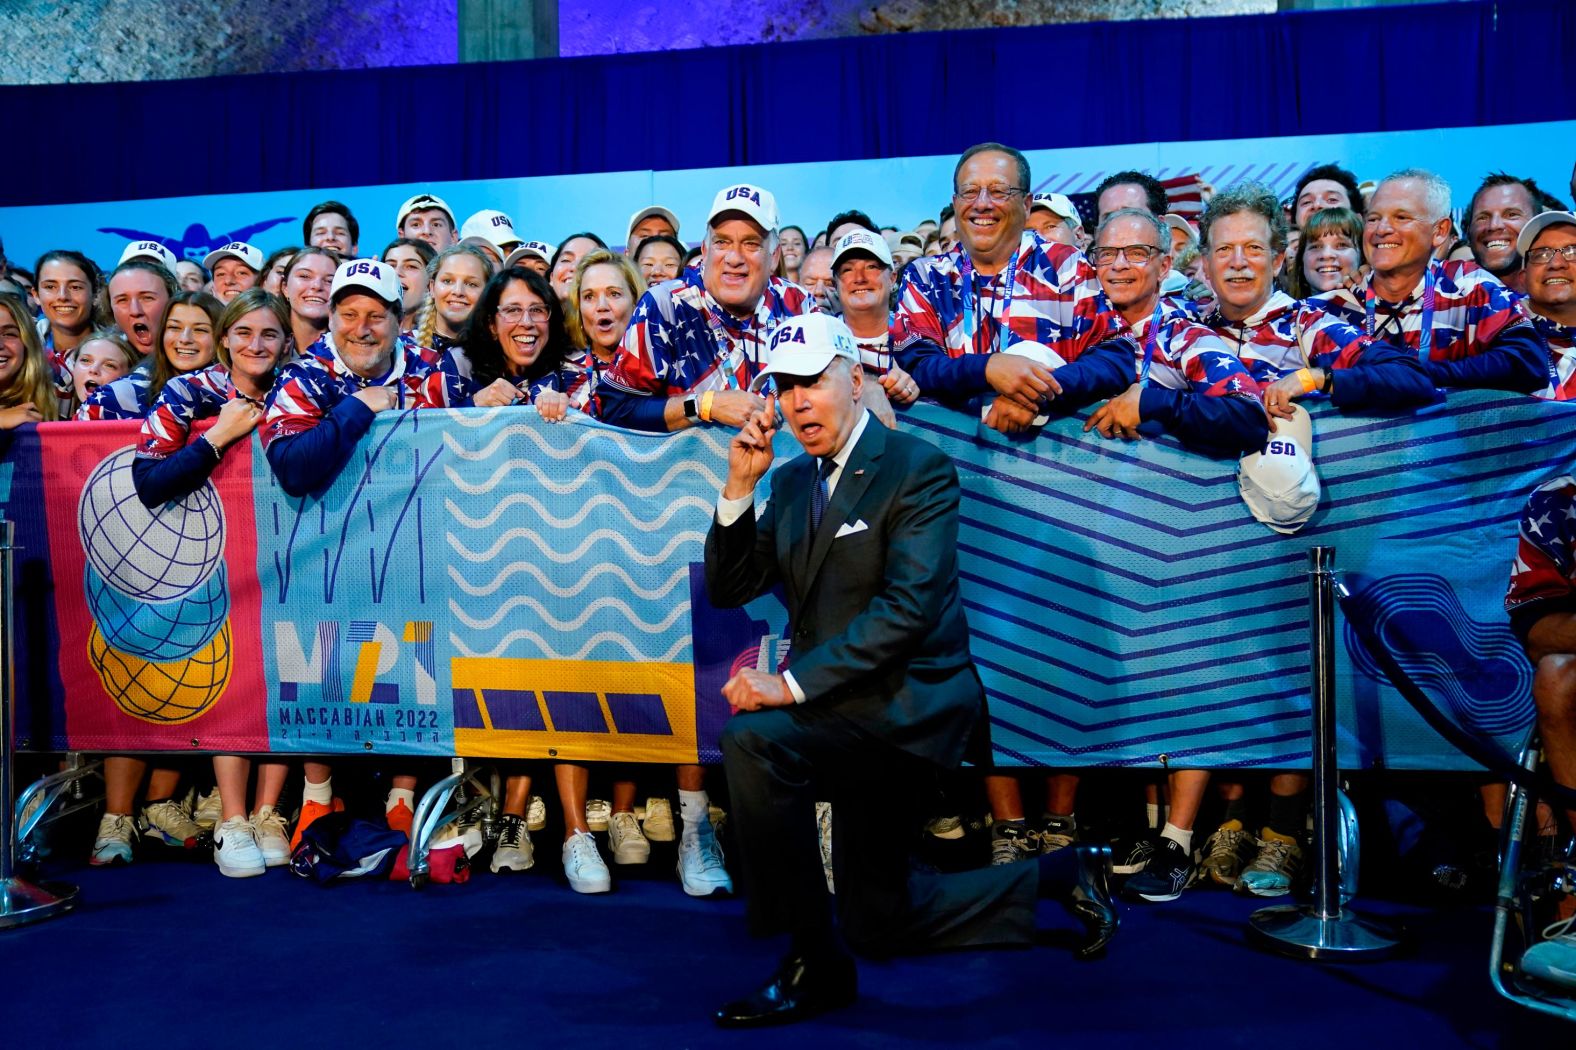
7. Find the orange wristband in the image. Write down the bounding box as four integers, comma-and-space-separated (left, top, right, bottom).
1295, 368, 1318, 394
699, 390, 716, 423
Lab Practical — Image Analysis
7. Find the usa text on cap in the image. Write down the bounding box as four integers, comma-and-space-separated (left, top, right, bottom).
118, 240, 179, 273
708, 184, 779, 233
397, 193, 456, 229
461, 210, 521, 253
330, 258, 401, 306
503, 241, 556, 268
832, 229, 893, 268
749, 314, 859, 391
1031, 192, 1083, 229
202, 241, 263, 272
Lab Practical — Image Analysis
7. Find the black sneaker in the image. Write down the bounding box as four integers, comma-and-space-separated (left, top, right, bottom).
1111, 836, 1156, 876
1125, 837, 1195, 902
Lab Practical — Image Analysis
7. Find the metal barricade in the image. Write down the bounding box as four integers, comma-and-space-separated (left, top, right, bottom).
1248, 546, 1402, 959
0, 519, 78, 929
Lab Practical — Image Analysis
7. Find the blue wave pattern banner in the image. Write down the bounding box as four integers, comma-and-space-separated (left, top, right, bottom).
16, 392, 1565, 768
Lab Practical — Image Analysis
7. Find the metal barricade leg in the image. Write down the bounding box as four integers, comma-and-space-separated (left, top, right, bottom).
1248, 546, 1403, 959
0, 520, 78, 929
406, 758, 497, 888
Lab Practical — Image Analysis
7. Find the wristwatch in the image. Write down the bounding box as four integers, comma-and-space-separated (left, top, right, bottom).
1321, 369, 1335, 394
682, 393, 700, 420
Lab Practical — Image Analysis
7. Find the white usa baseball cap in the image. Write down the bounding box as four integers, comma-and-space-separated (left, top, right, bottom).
461, 209, 522, 254
202, 241, 263, 272
118, 240, 179, 273
396, 192, 456, 230
980, 340, 1066, 427
1238, 404, 1320, 534
330, 258, 401, 307
750, 314, 858, 390
503, 240, 556, 268
1031, 192, 1084, 230
708, 184, 778, 233
628, 206, 680, 239
832, 229, 893, 269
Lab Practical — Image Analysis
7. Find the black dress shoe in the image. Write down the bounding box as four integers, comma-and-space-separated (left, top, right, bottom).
1064, 842, 1118, 959
713, 951, 858, 1028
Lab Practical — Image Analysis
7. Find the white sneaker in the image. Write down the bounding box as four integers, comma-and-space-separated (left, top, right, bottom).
250, 806, 291, 867
608, 811, 651, 865
526, 795, 547, 832
584, 799, 611, 831
562, 831, 611, 893
490, 814, 535, 873
140, 799, 204, 848
90, 812, 136, 866
192, 788, 223, 831
677, 825, 733, 897
213, 816, 266, 878
642, 797, 676, 842
1523, 919, 1576, 989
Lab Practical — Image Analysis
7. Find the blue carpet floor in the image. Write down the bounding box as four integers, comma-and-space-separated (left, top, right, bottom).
1, 844, 1569, 1049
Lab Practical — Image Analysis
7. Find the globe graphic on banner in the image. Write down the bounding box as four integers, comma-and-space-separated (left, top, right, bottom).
89, 622, 232, 724
85, 563, 229, 663
77, 447, 225, 603
76, 445, 233, 725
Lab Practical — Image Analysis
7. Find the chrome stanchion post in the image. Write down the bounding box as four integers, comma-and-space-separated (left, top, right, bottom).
0, 518, 78, 929
1248, 546, 1402, 960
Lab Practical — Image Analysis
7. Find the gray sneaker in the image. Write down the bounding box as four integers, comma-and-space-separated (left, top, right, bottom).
608, 811, 651, 865
1038, 814, 1077, 853
140, 799, 204, 849
1236, 828, 1303, 897
641, 797, 676, 842
990, 822, 1039, 866
1200, 820, 1257, 887
490, 814, 535, 873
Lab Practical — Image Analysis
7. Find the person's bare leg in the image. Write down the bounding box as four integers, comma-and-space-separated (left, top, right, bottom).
1166, 770, 1212, 832
502, 774, 532, 818
212, 756, 251, 822
612, 778, 637, 815
255, 761, 289, 811
103, 756, 146, 815
985, 774, 1025, 821
676, 764, 705, 792
146, 767, 181, 802
558, 763, 591, 838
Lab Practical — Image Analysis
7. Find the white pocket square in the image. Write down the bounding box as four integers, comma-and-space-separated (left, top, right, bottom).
834, 520, 869, 538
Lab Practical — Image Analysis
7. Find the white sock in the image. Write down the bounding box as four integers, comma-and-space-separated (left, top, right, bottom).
1145, 803, 1160, 829
303, 778, 333, 805
679, 789, 710, 842
386, 788, 415, 812
1160, 822, 1192, 854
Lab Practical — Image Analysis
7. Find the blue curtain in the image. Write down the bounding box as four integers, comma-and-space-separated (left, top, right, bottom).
7, 0, 1572, 208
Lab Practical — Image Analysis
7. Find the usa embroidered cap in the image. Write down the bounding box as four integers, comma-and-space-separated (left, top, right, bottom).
707, 183, 779, 234
503, 241, 556, 268
396, 192, 456, 230
118, 240, 179, 274
749, 314, 859, 391
1238, 404, 1320, 534
329, 258, 402, 307
979, 341, 1067, 427
1516, 210, 1576, 257
832, 229, 893, 269
1031, 192, 1083, 230
627, 206, 680, 239
460, 209, 522, 255
201, 241, 263, 273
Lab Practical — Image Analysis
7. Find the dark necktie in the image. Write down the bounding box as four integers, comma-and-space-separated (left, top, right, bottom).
810, 457, 836, 534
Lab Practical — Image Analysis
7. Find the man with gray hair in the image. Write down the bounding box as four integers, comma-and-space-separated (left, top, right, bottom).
1313, 168, 1545, 393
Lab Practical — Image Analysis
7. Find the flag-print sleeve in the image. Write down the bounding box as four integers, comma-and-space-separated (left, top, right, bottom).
261, 364, 376, 497
1506, 477, 1576, 646
595, 290, 678, 431
1424, 315, 1547, 394
414, 367, 473, 408
1137, 323, 1267, 455
891, 272, 991, 403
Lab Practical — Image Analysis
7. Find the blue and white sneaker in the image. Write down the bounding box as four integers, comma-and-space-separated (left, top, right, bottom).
1522, 918, 1576, 989
1125, 837, 1195, 902
90, 812, 136, 866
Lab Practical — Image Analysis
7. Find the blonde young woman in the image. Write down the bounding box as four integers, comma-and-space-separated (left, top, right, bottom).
413, 243, 494, 376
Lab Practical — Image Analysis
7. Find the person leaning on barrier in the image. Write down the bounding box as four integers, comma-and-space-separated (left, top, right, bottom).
260, 257, 452, 498
704, 313, 1118, 1028
1312, 168, 1546, 394
1516, 210, 1576, 401
891, 141, 1137, 435
1195, 182, 1435, 420
1505, 476, 1576, 988
592, 182, 815, 432
1081, 208, 1269, 455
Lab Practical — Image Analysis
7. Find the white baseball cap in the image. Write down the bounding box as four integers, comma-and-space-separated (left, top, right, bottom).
628, 206, 680, 239
1238, 404, 1320, 534
1162, 213, 1197, 242
1516, 210, 1576, 257
118, 240, 179, 273
396, 192, 456, 230
461, 209, 521, 254
330, 258, 402, 307
831, 229, 893, 269
1031, 192, 1083, 230
749, 314, 859, 391
980, 341, 1066, 427
202, 241, 263, 272
503, 240, 556, 268
708, 184, 779, 233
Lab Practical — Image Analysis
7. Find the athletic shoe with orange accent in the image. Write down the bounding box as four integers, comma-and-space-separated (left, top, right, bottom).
386, 800, 414, 838
290, 797, 345, 852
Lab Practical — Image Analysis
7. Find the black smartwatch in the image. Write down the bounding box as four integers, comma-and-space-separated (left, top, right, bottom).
682, 393, 700, 420
1321, 369, 1335, 394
